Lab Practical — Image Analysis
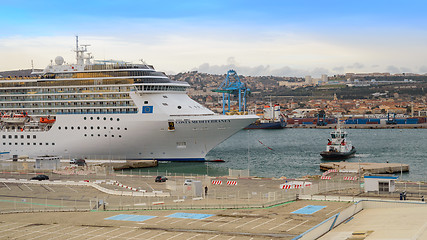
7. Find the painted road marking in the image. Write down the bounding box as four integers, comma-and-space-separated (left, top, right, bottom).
286, 220, 309, 232
292, 205, 326, 214
208, 234, 221, 240
187, 234, 202, 240
154, 218, 170, 224
169, 218, 186, 225
54, 226, 90, 240
86, 227, 121, 240
67, 227, 103, 240
106, 229, 136, 239
269, 219, 293, 231
218, 217, 244, 227
105, 214, 156, 222
47, 226, 85, 240
2, 182, 11, 190
23, 183, 33, 191
251, 218, 276, 229
235, 217, 262, 229
15, 225, 59, 239
128, 230, 152, 239
32, 225, 74, 240
166, 212, 214, 219
166, 232, 184, 240
147, 232, 167, 240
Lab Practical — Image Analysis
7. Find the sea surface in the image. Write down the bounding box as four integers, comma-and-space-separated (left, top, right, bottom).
139, 128, 427, 181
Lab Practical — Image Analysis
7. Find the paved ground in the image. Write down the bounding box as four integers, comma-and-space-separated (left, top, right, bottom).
0, 200, 353, 240
320, 206, 427, 240
1, 168, 426, 239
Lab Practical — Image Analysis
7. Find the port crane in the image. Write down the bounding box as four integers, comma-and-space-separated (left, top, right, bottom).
212, 70, 249, 115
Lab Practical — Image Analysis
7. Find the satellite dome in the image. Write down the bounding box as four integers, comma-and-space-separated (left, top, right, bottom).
55, 56, 64, 65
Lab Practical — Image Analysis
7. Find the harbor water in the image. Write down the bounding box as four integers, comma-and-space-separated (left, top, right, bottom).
141, 128, 427, 181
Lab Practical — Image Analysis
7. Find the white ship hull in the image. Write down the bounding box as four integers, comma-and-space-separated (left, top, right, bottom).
2, 92, 257, 161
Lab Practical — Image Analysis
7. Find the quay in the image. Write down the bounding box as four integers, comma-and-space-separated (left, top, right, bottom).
320, 161, 409, 174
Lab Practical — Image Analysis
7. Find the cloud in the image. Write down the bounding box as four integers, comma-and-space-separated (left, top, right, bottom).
332, 66, 345, 73
191, 59, 329, 77
386, 65, 400, 74
347, 62, 364, 69
419, 66, 427, 73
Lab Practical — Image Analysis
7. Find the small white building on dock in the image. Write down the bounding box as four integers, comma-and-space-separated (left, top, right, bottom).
364, 175, 398, 193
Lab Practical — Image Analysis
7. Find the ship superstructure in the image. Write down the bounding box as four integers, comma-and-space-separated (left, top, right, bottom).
0, 37, 258, 161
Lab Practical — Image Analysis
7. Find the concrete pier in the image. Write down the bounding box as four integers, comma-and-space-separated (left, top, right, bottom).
320, 161, 409, 174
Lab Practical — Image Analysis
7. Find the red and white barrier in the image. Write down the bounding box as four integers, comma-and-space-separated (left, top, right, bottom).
321, 176, 331, 180
211, 180, 222, 185
322, 169, 338, 176
343, 176, 358, 180
226, 180, 237, 185
280, 181, 312, 189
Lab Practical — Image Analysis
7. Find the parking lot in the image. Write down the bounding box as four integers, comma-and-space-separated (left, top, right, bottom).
0, 200, 352, 239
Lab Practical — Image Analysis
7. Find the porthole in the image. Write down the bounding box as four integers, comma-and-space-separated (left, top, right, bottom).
27, 135, 30, 139
20, 135, 24, 139
77, 126, 80, 130
110, 118, 113, 121
33, 135, 36, 139
124, 128, 127, 130
97, 126, 100, 130
58, 126, 61, 130
103, 117, 106, 120
2, 143, 5, 145
27, 143, 30, 145
97, 117, 100, 120
178, 106, 182, 109
52, 143, 55, 145
84, 126, 87, 130
104, 134, 107, 137
119, 135, 122, 138
104, 127, 107, 129
39, 143, 42, 145
117, 118, 120, 121
21, 143, 24, 145
144, 101, 148, 104
84, 134, 87, 137
65, 127, 68, 130
90, 126, 93, 130
84, 117, 87, 120
14, 135, 18, 139
8, 135, 11, 139
90, 117, 93, 120
117, 127, 120, 130
9, 143, 11, 145
112, 135, 114, 138
98, 134, 100, 137
110, 127, 113, 130
71, 127, 74, 130
15, 143, 18, 145
91, 134, 93, 137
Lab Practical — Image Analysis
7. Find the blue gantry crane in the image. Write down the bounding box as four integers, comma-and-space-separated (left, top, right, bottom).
212, 70, 250, 115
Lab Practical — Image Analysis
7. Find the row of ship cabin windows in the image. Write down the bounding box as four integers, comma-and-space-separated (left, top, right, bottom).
84, 134, 122, 138
3, 135, 37, 139
135, 85, 186, 91
58, 126, 127, 131
3, 142, 55, 146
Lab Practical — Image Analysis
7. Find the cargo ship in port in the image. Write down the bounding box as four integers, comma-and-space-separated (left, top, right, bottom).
0, 37, 258, 161
245, 105, 286, 129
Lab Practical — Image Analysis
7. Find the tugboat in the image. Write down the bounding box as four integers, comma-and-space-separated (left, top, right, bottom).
320, 121, 356, 160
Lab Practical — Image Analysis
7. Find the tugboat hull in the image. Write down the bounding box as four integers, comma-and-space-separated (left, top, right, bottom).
320, 147, 356, 160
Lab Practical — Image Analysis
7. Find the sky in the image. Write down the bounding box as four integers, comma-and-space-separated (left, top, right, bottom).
1, 0, 427, 77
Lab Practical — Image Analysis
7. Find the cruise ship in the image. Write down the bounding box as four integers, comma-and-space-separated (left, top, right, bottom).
0, 37, 258, 161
